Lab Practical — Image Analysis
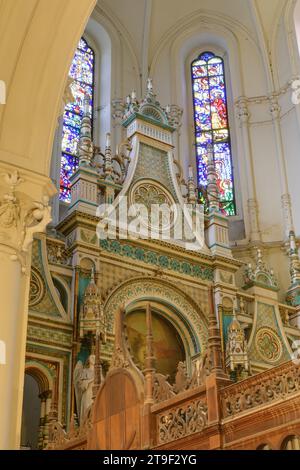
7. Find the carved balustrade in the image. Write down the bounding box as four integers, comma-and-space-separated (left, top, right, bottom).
152, 386, 207, 445
221, 360, 300, 419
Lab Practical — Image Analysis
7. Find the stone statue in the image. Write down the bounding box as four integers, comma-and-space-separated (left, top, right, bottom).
74, 355, 95, 424
173, 361, 188, 393
189, 352, 212, 389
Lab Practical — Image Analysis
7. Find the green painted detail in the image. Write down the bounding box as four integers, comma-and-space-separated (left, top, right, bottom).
286, 283, 300, 307
78, 275, 90, 317
248, 302, 290, 365
99, 238, 214, 281
207, 242, 230, 249
243, 281, 279, 293
221, 311, 234, 347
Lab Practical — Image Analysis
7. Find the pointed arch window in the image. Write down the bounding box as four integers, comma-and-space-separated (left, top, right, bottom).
191, 52, 235, 215
60, 38, 94, 202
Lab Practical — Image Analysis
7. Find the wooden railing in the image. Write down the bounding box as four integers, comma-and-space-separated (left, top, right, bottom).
151, 386, 207, 445
221, 360, 300, 419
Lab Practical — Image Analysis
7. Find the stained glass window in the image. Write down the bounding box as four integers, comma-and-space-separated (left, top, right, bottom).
191, 52, 236, 216
60, 37, 94, 202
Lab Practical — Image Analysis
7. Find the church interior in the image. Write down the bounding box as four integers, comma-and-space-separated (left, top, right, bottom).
2, 0, 300, 451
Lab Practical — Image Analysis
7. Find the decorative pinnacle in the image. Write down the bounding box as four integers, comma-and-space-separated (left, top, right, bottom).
104, 132, 113, 181
244, 247, 278, 290
206, 144, 220, 213
147, 77, 153, 94
78, 93, 93, 166
288, 231, 300, 285
187, 166, 197, 205
90, 266, 95, 283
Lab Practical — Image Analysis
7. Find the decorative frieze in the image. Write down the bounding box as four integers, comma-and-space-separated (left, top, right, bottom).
99, 238, 214, 281
27, 324, 73, 348
221, 361, 300, 418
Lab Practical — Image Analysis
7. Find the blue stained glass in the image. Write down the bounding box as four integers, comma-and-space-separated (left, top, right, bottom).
63, 110, 81, 129
192, 51, 235, 215
59, 38, 94, 203
62, 124, 80, 155
199, 52, 215, 62
69, 49, 94, 85
65, 83, 93, 117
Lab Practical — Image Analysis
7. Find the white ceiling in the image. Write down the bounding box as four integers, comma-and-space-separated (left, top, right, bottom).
96, 0, 286, 69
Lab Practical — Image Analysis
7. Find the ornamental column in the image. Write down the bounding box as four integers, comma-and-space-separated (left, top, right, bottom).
42, 390, 52, 448
38, 394, 47, 449
0, 167, 54, 449
269, 95, 295, 238
236, 97, 261, 242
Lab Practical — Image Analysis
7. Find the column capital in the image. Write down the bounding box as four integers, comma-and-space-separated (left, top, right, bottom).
165, 104, 183, 130
0, 166, 55, 272
111, 98, 125, 126
268, 95, 281, 120
236, 97, 250, 124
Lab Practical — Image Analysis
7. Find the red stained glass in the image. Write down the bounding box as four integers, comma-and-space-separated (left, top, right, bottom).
59, 38, 94, 203
192, 52, 235, 215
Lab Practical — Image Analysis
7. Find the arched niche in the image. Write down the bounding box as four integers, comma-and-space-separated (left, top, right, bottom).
104, 277, 209, 371
281, 434, 300, 450
20, 374, 41, 450
21, 362, 53, 450
125, 301, 186, 382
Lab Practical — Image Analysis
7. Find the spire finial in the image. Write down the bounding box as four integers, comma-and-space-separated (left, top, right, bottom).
206, 144, 220, 213
147, 77, 153, 94
187, 166, 197, 205
78, 92, 93, 166
207, 287, 228, 379
286, 231, 300, 305
104, 132, 113, 181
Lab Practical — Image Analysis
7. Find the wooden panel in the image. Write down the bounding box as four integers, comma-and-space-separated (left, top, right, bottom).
91, 370, 141, 450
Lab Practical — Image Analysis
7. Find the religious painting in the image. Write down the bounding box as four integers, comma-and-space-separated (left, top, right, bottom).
125, 309, 185, 382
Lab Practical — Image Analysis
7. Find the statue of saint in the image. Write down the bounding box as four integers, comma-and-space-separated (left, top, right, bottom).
74, 355, 95, 424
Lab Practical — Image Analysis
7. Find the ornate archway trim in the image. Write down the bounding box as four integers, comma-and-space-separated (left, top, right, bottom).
104, 277, 208, 354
